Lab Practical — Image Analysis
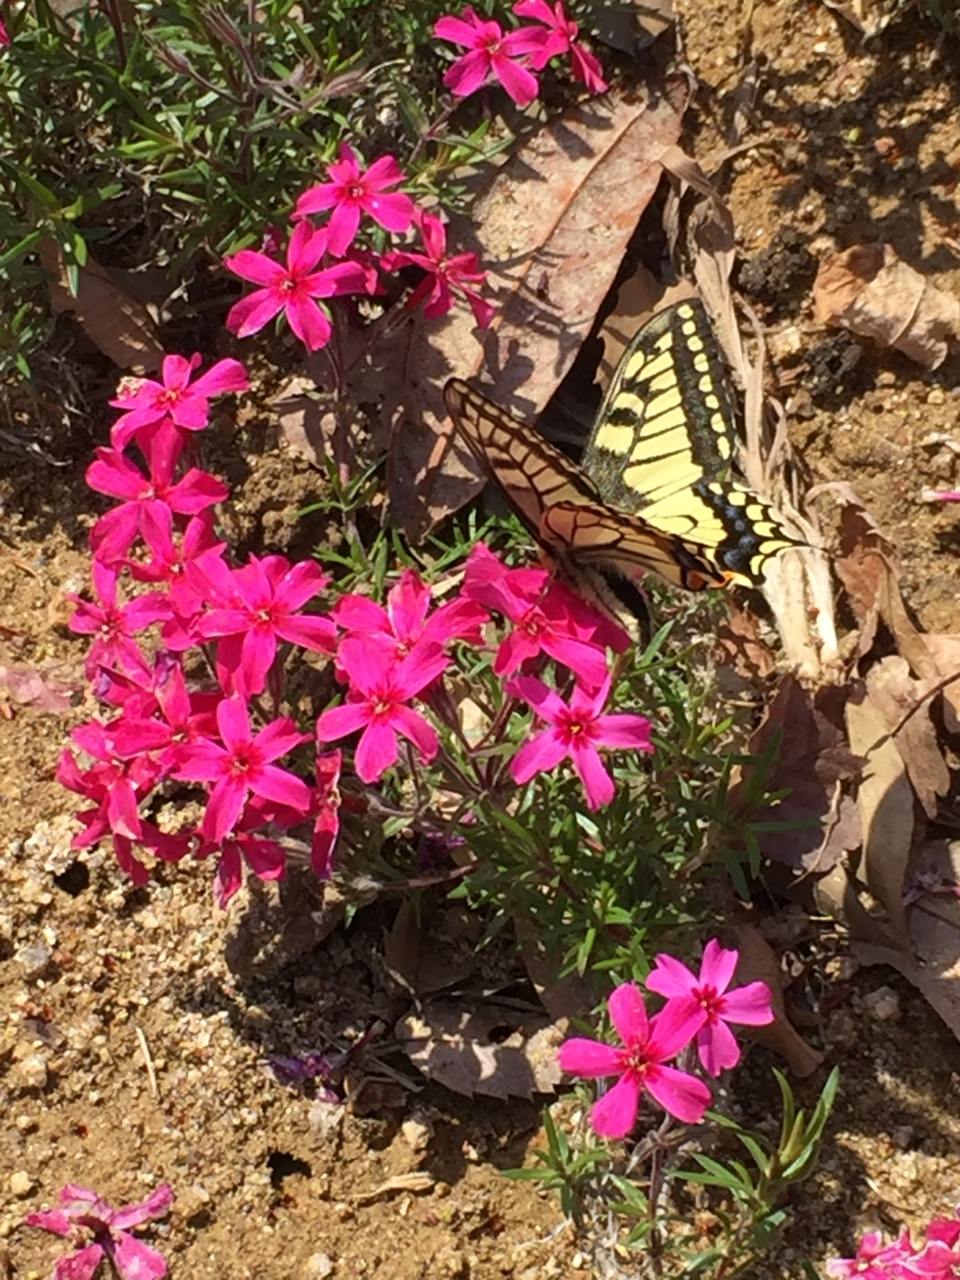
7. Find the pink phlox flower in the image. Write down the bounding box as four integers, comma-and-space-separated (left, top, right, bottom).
57, 721, 188, 882
293, 143, 415, 257
108, 661, 221, 776
827, 1230, 918, 1279
25, 1181, 174, 1280
507, 675, 652, 809
68, 561, 170, 682
462, 543, 614, 687
174, 696, 311, 843
907, 1217, 960, 1278
558, 982, 710, 1138
512, 0, 608, 92
87, 425, 228, 565
434, 5, 541, 107
332, 567, 487, 658
223, 220, 375, 352
311, 748, 342, 880
921, 487, 960, 503
380, 209, 495, 328
0, 16, 9, 47
133, 508, 225, 649
109, 353, 248, 447
645, 939, 775, 1077
194, 798, 292, 908
316, 635, 449, 783
191, 553, 336, 697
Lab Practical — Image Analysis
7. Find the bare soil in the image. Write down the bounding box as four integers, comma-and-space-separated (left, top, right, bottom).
4, 3, 960, 1279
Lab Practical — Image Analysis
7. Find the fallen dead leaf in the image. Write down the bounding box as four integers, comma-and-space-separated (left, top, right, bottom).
354, 1173, 435, 1204
0, 663, 76, 714
396, 1000, 563, 1099
866, 656, 950, 820
923, 634, 960, 733
375, 80, 690, 538
813, 243, 960, 370
730, 925, 823, 1077
383, 899, 478, 997
853, 840, 960, 1044
737, 676, 862, 874
714, 598, 776, 681
40, 238, 164, 372
515, 917, 595, 1024
845, 687, 915, 950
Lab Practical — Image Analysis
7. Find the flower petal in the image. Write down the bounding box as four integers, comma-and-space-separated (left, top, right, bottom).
590, 1072, 642, 1139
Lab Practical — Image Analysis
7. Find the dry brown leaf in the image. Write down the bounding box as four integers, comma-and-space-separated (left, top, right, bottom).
866, 656, 950, 819
396, 1001, 563, 1099
378, 81, 689, 538
40, 238, 164, 372
515, 917, 595, 1024
730, 925, 823, 1077
383, 900, 478, 997
923, 634, 960, 733
738, 676, 862, 874
595, 270, 695, 390
819, 0, 896, 35
814, 243, 960, 370
354, 1173, 435, 1204
587, 0, 676, 52
714, 599, 776, 681
845, 687, 915, 949
853, 840, 960, 1044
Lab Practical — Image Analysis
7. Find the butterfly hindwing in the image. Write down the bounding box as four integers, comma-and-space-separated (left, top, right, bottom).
583, 299, 803, 585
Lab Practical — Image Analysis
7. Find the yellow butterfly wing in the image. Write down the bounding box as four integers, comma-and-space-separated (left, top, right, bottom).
444, 378, 727, 597
583, 299, 803, 585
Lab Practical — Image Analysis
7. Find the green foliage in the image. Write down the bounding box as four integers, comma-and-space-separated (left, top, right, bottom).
512, 1070, 840, 1277
0, 0, 496, 378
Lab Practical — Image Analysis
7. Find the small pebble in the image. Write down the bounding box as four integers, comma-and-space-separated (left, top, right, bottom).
14, 1055, 48, 1091
927, 388, 946, 406
864, 985, 901, 1022
400, 1114, 434, 1154
302, 1254, 335, 1279
9, 1171, 34, 1198
15, 944, 52, 980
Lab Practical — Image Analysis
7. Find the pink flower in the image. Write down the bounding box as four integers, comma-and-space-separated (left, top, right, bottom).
558, 983, 710, 1138
294, 144, 415, 257
191, 553, 336, 697
512, 0, 608, 93
25, 1182, 173, 1280
68, 561, 170, 681
194, 798, 291, 908
223, 221, 374, 351
507, 675, 653, 809
110, 354, 248, 448
462, 544, 622, 687
316, 636, 449, 783
434, 6, 541, 107
332, 567, 487, 656
311, 748, 342, 880
922, 487, 960, 503
132, 509, 225, 646
645, 939, 774, 1077
108, 660, 220, 776
380, 210, 495, 328
174, 697, 311, 842
826, 1230, 917, 1279
87, 422, 228, 565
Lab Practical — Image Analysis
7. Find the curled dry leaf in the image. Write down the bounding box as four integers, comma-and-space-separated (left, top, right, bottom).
923, 634, 960, 733
853, 840, 960, 1045
714, 598, 776, 682
736, 675, 862, 875
379, 80, 689, 538
866, 656, 950, 820
396, 1000, 563, 1100
39, 238, 164, 373
845, 687, 915, 951
0, 663, 76, 714
814, 243, 960, 370
729, 924, 823, 1077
